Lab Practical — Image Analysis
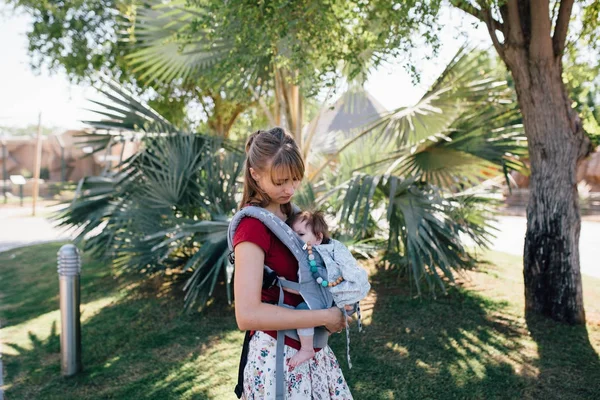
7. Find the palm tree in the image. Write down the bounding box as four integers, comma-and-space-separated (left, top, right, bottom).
55, 81, 244, 309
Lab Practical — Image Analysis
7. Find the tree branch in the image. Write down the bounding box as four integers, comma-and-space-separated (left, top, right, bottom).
251, 89, 277, 128
450, 0, 504, 31
483, 8, 506, 61
223, 104, 246, 139
196, 88, 211, 118
550, 0, 560, 27
529, 0, 554, 59
552, 0, 574, 57
506, 0, 525, 46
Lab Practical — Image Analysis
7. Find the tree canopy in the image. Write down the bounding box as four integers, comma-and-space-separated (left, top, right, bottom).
10, 0, 447, 135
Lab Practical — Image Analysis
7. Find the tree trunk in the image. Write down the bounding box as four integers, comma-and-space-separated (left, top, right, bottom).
274, 67, 303, 144
505, 49, 589, 324
450, 0, 590, 324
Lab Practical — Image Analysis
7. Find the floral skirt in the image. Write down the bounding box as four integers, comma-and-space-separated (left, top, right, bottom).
242, 331, 353, 399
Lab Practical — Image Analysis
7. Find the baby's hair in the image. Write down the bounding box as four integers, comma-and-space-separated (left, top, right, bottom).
288, 210, 330, 241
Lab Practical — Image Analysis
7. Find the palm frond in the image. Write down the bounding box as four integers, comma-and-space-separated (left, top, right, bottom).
384, 105, 527, 187
338, 46, 518, 155
339, 174, 494, 295
56, 129, 244, 309
125, 1, 231, 83
85, 79, 180, 135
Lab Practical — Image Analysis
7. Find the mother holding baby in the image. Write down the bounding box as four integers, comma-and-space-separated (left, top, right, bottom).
232, 127, 354, 399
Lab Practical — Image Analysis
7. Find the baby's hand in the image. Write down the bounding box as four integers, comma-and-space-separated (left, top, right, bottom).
343, 303, 358, 317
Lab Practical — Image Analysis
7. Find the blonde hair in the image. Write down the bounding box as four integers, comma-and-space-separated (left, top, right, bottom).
239, 127, 305, 217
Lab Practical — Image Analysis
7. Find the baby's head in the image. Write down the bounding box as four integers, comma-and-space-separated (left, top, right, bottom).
288, 210, 330, 246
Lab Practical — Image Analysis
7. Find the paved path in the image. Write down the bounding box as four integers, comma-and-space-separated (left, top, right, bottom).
491, 216, 600, 278
0, 209, 597, 271
0, 206, 70, 253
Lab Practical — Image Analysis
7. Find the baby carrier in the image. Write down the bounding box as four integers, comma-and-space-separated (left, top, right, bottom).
228, 205, 363, 400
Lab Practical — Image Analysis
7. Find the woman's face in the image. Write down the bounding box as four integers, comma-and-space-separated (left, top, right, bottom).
250, 167, 301, 205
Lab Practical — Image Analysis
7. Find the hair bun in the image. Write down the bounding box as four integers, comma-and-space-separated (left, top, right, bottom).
245, 130, 262, 154
268, 127, 285, 141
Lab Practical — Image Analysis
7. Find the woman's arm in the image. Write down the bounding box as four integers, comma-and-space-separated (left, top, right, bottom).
234, 241, 346, 332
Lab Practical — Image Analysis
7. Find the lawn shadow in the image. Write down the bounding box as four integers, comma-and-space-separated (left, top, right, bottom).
0, 243, 122, 327
524, 312, 600, 400
4, 273, 242, 400
7, 244, 598, 399
328, 267, 536, 400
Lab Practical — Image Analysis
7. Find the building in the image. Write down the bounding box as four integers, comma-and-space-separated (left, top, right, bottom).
1, 129, 139, 197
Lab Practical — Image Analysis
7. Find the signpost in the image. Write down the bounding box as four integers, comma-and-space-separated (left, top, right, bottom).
32, 113, 43, 216
10, 175, 26, 207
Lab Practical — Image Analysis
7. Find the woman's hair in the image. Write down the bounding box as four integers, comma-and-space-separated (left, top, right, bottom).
240, 127, 305, 216
287, 210, 330, 242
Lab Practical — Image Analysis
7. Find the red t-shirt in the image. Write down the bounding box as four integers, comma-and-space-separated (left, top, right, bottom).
233, 216, 314, 351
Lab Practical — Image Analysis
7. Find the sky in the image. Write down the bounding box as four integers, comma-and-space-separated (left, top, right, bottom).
0, 3, 490, 131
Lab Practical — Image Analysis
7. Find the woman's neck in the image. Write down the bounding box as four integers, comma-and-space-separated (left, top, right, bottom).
265, 202, 286, 220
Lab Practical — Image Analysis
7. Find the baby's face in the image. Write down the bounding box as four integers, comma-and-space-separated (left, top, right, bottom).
292, 219, 322, 245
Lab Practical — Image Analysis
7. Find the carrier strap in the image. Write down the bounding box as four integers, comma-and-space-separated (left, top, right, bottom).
357, 302, 363, 333
234, 330, 252, 399
278, 278, 301, 293
274, 283, 331, 400
343, 307, 352, 369
275, 284, 286, 400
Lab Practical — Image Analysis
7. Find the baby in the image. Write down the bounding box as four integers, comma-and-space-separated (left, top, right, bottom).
285, 210, 370, 367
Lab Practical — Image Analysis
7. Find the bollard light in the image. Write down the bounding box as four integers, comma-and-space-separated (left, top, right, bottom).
57, 244, 82, 377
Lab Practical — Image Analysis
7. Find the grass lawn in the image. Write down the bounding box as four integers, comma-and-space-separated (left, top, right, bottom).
1, 243, 599, 399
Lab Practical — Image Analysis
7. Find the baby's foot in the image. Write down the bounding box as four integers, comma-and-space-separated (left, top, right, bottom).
288, 348, 315, 368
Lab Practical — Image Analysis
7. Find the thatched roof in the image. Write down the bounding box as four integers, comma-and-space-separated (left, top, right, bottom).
305, 87, 387, 154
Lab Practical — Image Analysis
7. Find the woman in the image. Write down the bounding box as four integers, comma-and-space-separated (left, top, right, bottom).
233, 127, 353, 399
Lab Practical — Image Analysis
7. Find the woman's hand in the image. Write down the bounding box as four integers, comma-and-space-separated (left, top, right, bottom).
324, 306, 350, 334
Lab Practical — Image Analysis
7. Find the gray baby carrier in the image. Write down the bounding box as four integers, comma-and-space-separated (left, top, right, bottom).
228, 205, 338, 400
